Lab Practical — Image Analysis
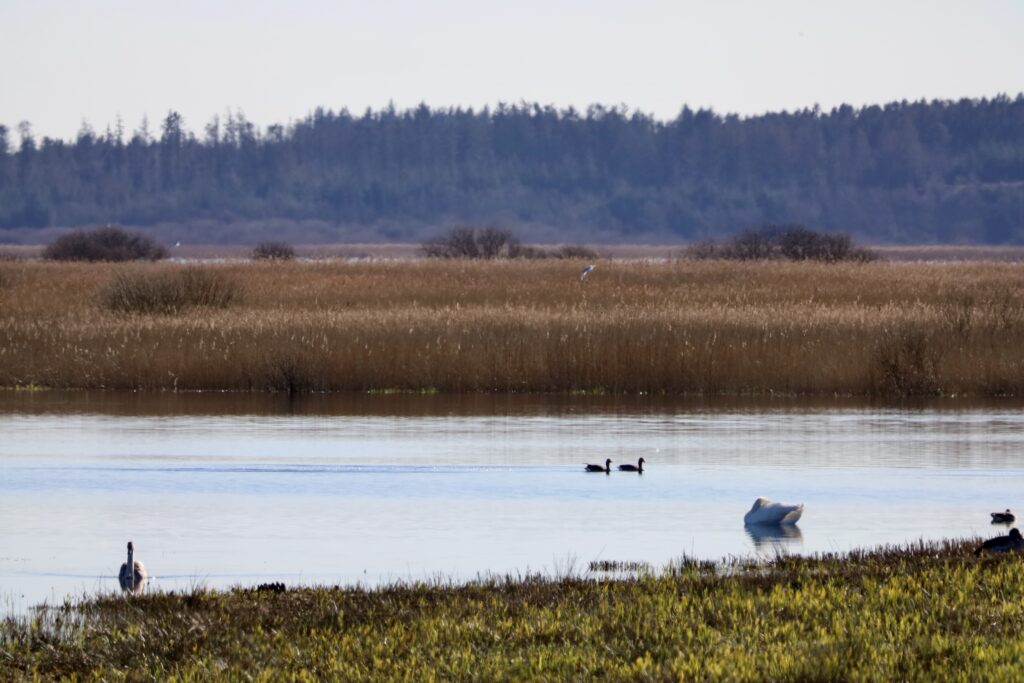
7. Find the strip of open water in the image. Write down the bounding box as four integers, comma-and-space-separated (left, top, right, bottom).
1, 392, 1022, 613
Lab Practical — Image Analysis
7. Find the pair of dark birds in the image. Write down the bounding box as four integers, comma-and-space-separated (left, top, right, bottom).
585, 457, 645, 474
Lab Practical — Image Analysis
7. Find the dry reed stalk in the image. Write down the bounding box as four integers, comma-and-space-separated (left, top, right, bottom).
1, 260, 1022, 396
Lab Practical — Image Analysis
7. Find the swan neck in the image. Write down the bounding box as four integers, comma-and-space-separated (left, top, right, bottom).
127, 547, 134, 590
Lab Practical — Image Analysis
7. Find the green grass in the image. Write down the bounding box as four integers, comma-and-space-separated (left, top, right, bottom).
4, 539, 1024, 681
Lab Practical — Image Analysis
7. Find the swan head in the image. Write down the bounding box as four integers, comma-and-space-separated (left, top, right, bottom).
749, 497, 770, 512
127, 541, 134, 553
605, 458, 612, 466
1012, 529, 1023, 541
638, 458, 645, 465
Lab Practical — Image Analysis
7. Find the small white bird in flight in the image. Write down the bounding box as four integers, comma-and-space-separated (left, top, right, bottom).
580, 264, 595, 281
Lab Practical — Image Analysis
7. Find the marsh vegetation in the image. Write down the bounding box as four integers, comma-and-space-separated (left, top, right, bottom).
3, 539, 1023, 680
0, 259, 1021, 396
40, 226, 168, 262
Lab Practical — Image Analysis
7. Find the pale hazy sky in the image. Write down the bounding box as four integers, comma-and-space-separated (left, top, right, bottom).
2, 0, 1022, 141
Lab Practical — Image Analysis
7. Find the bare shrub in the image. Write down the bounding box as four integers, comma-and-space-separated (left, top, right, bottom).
728, 228, 779, 260
873, 327, 943, 396
43, 226, 168, 262
422, 228, 596, 260
259, 351, 319, 394
422, 226, 524, 259
683, 225, 877, 263
252, 241, 296, 261
102, 268, 238, 314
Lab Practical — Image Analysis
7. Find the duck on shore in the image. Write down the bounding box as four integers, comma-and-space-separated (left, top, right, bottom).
975, 528, 1024, 556
585, 458, 612, 473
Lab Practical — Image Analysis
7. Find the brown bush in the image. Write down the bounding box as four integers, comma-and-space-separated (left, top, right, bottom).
252, 241, 296, 261
101, 267, 238, 314
422, 226, 524, 259
684, 225, 877, 263
43, 226, 168, 262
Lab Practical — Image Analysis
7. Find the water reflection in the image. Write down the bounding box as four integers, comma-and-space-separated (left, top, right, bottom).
1, 390, 1022, 419
745, 523, 804, 552
1, 391, 1024, 614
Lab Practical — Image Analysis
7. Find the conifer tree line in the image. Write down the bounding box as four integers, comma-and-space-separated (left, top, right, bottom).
0, 96, 1021, 243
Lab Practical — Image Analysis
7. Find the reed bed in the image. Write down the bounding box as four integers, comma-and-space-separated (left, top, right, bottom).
0, 259, 1022, 396
4, 539, 1024, 680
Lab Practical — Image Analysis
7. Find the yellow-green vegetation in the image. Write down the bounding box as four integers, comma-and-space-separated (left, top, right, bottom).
4, 540, 1024, 680
0, 259, 1022, 395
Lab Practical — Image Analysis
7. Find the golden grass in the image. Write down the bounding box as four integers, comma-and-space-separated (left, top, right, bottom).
1, 259, 1022, 395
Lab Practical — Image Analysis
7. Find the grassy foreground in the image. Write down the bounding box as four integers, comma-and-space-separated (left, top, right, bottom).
4, 540, 1024, 681
1, 259, 1022, 396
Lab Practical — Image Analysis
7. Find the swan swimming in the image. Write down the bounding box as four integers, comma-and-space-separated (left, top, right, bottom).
118, 541, 148, 595
744, 497, 804, 525
585, 458, 612, 473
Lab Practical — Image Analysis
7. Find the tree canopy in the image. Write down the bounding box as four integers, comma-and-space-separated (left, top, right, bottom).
1, 96, 1022, 243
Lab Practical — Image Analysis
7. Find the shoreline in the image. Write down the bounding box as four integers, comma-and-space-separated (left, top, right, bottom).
3, 538, 1021, 679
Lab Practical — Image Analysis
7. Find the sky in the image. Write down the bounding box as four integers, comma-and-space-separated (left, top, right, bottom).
1, 0, 1022, 141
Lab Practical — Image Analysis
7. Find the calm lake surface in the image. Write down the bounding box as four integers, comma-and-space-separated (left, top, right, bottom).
2, 392, 1023, 613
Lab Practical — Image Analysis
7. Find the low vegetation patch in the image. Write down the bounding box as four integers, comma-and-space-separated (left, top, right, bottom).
252, 241, 296, 260
3, 539, 1023, 680
685, 224, 877, 262
101, 267, 238, 314
423, 226, 595, 260
42, 226, 168, 262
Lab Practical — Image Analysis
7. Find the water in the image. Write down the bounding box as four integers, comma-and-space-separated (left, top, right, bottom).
1, 392, 1022, 613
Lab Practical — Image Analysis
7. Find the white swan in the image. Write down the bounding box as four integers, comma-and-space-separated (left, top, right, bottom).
744, 497, 804, 525
118, 541, 148, 595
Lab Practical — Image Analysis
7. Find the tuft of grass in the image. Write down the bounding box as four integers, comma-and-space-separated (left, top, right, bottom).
100, 267, 238, 314
4, 539, 1024, 680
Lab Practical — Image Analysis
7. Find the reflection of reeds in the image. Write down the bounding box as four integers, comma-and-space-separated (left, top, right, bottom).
0, 260, 1021, 395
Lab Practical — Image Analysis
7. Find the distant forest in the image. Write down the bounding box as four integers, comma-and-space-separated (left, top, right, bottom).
1, 96, 1022, 244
